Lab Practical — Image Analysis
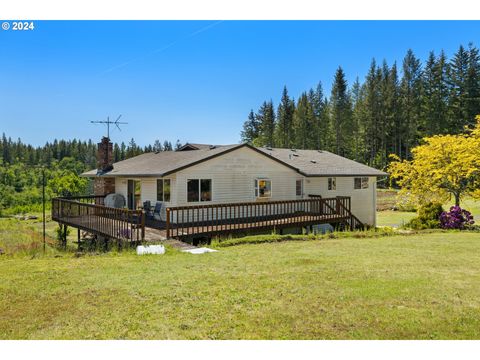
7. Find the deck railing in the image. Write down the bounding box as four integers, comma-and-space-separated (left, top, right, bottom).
310, 194, 364, 230
52, 197, 145, 242
165, 196, 357, 239
58, 195, 106, 205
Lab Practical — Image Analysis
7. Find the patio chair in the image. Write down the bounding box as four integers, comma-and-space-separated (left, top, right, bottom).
153, 202, 163, 222
143, 200, 153, 219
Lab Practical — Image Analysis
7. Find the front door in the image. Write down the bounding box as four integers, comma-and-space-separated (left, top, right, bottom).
127, 180, 141, 210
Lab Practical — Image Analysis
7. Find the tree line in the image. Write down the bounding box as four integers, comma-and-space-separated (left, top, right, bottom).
241, 43, 480, 169
0, 135, 182, 214
0, 134, 182, 169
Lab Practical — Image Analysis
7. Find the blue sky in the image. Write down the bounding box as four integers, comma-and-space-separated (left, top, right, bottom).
1, 20, 479, 147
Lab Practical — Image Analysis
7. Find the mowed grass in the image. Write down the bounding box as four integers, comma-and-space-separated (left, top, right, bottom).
1, 231, 480, 339
377, 210, 416, 228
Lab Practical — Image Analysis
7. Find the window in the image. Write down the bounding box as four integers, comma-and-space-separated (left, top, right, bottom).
296, 179, 303, 196
157, 179, 171, 202
328, 177, 336, 191
354, 177, 369, 190
255, 179, 272, 198
200, 179, 212, 202
362, 177, 369, 189
187, 179, 212, 202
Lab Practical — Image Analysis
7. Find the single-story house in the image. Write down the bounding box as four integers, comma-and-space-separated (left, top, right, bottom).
82, 139, 387, 227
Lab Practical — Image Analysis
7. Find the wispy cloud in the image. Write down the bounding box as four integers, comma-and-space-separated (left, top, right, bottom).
100, 21, 223, 75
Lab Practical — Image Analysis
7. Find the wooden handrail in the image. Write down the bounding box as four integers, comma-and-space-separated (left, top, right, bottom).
58, 195, 106, 205
337, 200, 364, 230
165, 197, 354, 239
52, 197, 145, 243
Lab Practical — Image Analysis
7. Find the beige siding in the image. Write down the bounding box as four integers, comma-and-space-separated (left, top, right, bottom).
115, 178, 128, 201
175, 146, 300, 206
304, 176, 376, 226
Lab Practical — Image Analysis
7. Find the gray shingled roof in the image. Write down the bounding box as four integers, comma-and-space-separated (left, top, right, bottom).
82, 144, 241, 177
82, 143, 387, 177
256, 147, 387, 177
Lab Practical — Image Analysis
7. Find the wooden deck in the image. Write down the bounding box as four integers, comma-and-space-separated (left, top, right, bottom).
52, 197, 144, 243
148, 213, 350, 240
164, 196, 363, 240
52, 195, 364, 243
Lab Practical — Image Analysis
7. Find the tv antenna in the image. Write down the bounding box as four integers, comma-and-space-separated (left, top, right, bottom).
91, 115, 127, 174
91, 115, 127, 139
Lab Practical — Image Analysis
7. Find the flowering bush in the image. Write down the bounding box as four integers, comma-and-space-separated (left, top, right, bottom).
439, 206, 475, 229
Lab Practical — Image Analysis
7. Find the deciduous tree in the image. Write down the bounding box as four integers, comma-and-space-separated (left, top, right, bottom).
388, 116, 480, 206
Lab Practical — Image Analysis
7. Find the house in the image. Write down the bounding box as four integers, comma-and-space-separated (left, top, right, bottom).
80, 138, 386, 229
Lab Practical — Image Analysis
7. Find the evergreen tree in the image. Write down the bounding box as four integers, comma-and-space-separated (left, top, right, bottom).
237, 42, 480, 167
384, 61, 401, 160
465, 43, 480, 126
350, 77, 365, 162
120, 142, 126, 160
113, 143, 121, 162
163, 141, 173, 151
153, 139, 163, 152
448, 45, 470, 132
241, 110, 261, 144
329, 67, 353, 156
307, 82, 329, 150
360, 59, 383, 165
423, 51, 449, 135
399, 49, 423, 159
293, 93, 315, 149
126, 138, 139, 158
175, 140, 182, 150
256, 101, 276, 147
2, 133, 10, 164
274, 86, 295, 148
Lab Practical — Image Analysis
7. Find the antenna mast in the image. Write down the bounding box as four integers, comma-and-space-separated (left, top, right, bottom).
91, 115, 128, 173
91, 115, 128, 139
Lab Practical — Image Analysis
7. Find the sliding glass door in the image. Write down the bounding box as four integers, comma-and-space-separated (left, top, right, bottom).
127, 180, 141, 210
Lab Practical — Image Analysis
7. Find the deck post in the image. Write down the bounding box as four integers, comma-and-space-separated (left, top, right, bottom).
141, 212, 145, 242
166, 208, 171, 239
77, 228, 81, 250
336, 196, 341, 216
63, 224, 67, 250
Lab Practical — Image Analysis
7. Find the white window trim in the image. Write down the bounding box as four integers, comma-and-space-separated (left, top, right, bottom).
187, 178, 213, 203
354, 177, 369, 190
296, 178, 304, 197
157, 178, 172, 203
255, 178, 272, 199
328, 177, 336, 191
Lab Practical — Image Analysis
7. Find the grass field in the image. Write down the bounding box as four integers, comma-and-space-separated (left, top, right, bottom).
1, 194, 480, 339
1, 229, 480, 339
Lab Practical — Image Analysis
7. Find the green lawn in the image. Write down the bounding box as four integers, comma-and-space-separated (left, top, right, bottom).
376, 210, 416, 228
1, 229, 480, 339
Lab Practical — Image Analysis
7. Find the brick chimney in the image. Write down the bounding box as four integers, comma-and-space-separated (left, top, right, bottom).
94, 137, 115, 196
97, 136, 113, 172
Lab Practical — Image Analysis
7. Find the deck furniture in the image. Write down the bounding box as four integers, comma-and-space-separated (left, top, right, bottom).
143, 200, 153, 219
153, 202, 163, 222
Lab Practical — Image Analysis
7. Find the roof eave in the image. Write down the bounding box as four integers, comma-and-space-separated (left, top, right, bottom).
303, 173, 388, 177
